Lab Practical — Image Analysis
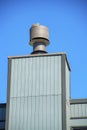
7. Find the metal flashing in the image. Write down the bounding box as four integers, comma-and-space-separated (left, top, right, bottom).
70, 99, 87, 104
5, 59, 12, 130
61, 54, 66, 130
8, 52, 66, 58
70, 117, 87, 119
8, 52, 71, 71
70, 126, 87, 130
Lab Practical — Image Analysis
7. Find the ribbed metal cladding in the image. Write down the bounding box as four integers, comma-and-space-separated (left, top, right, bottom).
70, 103, 87, 127
70, 104, 87, 118
6, 54, 62, 130
10, 56, 61, 97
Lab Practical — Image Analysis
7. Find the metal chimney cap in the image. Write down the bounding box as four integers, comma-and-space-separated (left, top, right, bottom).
29, 23, 50, 46
31, 23, 48, 30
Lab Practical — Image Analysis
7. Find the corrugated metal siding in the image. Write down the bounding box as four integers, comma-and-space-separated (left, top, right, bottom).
8, 96, 62, 130
70, 118, 87, 127
10, 56, 61, 97
70, 104, 87, 118
7, 55, 62, 130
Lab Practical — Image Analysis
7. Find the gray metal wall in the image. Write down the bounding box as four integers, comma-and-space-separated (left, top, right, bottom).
6, 54, 64, 130
70, 101, 87, 127
10, 56, 61, 97
5, 53, 87, 130
70, 103, 87, 118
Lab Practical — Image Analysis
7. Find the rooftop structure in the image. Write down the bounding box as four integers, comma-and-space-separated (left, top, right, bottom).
29, 23, 49, 54
0, 24, 87, 130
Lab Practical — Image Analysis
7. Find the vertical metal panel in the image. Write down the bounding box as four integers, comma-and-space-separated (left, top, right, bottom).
55, 95, 62, 129
70, 118, 87, 126
82, 104, 86, 117
7, 54, 63, 130
50, 96, 55, 130
78, 104, 82, 117
65, 60, 70, 101
65, 60, 70, 130
70, 104, 87, 118
10, 55, 61, 97
74, 104, 79, 117
42, 96, 46, 130
61, 55, 67, 130
39, 96, 43, 130
8, 96, 62, 130
8, 99, 12, 130
70, 104, 75, 117
6, 59, 12, 130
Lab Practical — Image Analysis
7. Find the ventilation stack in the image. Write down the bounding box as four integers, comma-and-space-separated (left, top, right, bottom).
29, 23, 50, 54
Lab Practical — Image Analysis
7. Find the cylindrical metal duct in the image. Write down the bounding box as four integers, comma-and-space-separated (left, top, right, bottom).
29, 23, 50, 54
33, 42, 46, 52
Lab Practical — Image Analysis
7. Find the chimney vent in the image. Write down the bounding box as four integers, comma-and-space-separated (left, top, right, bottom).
29, 23, 50, 54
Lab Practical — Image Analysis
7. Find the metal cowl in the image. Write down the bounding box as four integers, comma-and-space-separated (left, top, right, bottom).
30, 24, 49, 46
29, 23, 50, 53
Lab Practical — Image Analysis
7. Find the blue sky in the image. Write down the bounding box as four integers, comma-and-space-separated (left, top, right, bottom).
0, 0, 87, 102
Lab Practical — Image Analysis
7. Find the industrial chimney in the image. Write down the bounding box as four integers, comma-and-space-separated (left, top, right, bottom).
29, 23, 50, 54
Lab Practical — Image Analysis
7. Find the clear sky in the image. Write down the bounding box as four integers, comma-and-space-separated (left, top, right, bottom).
0, 0, 87, 103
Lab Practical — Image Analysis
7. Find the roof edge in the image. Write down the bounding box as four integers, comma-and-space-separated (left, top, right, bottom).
8, 52, 71, 71
70, 98, 87, 104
